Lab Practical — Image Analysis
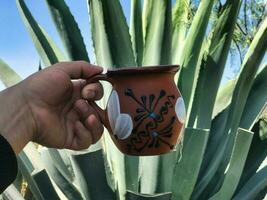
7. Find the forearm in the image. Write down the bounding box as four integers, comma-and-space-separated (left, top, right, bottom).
0, 84, 35, 155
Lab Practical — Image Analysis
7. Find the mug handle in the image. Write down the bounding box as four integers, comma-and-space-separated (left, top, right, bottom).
86, 73, 113, 127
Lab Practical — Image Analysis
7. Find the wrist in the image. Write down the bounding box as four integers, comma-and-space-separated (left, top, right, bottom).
0, 84, 36, 154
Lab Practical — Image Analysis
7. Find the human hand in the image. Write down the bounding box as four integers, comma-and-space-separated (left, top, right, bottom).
0, 61, 104, 154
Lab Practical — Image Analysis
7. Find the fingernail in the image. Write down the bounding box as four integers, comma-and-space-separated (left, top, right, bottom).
87, 90, 95, 99
90, 64, 103, 71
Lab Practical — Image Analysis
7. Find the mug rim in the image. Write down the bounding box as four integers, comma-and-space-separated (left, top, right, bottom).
106, 65, 179, 76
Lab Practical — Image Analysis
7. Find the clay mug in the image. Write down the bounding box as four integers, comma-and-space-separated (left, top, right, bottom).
90, 65, 186, 156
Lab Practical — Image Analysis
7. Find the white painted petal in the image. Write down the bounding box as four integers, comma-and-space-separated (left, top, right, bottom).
175, 97, 186, 123
107, 90, 120, 130
114, 114, 133, 139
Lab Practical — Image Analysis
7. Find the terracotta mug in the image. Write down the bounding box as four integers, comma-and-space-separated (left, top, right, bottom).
90, 65, 186, 156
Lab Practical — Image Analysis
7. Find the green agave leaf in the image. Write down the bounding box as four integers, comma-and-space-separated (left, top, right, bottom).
99, 134, 138, 199
212, 79, 236, 119
13, 170, 23, 193
159, 0, 172, 65
101, 148, 116, 193
156, 151, 178, 193
192, 113, 228, 199
171, 128, 209, 200
142, 0, 172, 65
130, 0, 143, 66
194, 17, 267, 198
89, 1, 134, 192
71, 149, 115, 200
240, 63, 267, 130
45, 0, 89, 61
194, 79, 236, 197
126, 191, 172, 200
224, 17, 267, 152
209, 109, 264, 197
197, 107, 229, 181
47, 149, 74, 182
185, 37, 209, 127
89, 0, 136, 67
177, 0, 215, 114
209, 128, 253, 200
88, 3, 124, 196
189, 0, 242, 129
259, 116, 267, 140
88, 0, 113, 67
218, 16, 267, 181
139, 151, 177, 194
139, 156, 160, 194
17, 151, 44, 200
16, 0, 66, 66
125, 155, 139, 193
32, 169, 60, 200
89, 12, 135, 196
58, 149, 75, 179
197, 83, 234, 183
233, 166, 267, 200
40, 26, 66, 63
89, 1, 139, 196
2, 185, 25, 200
139, 0, 173, 194
87, 0, 114, 122
141, 0, 151, 42
101, 0, 136, 67
102, 135, 139, 200
18, 143, 67, 199
16, 142, 49, 200
171, 0, 189, 65
0, 59, 22, 87
23, 143, 46, 170
16, 143, 53, 200
40, 149, 83, 200
195, 64, 266, 197
236, 116, 267, 191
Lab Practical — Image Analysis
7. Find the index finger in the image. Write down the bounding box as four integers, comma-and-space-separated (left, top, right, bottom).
55, 61, 103, 79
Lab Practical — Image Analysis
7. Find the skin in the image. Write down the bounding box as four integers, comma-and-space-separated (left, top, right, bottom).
0, 61, 105, 155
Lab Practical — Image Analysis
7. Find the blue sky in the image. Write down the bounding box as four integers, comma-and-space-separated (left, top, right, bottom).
0, 0, 134, 90
0, 0, 264, 90
0, 0, 103, 78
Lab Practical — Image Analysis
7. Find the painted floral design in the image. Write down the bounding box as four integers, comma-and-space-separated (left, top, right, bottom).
107, 90, 133, 139
175, 97, 186, 123
124, 88, 179, 152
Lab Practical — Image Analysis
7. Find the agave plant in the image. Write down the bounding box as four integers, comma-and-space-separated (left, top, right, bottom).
0, 0, 267, 199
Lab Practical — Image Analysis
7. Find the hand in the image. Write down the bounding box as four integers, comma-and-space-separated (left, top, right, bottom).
0, 61, 104, 154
